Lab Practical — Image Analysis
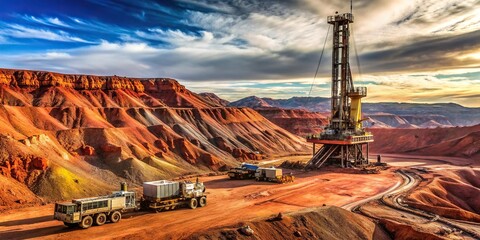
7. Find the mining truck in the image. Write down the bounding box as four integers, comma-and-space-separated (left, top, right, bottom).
255, 167, 294, 183
54, 179, 207, 229
54, 183, 136, 229
227, 163, 259, 179
141, 178, 207, 212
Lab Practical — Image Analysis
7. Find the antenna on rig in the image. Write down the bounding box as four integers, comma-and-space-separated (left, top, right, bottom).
350, 0, 353, 14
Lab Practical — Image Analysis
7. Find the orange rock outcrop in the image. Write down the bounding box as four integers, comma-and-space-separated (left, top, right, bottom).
0, 156, 48, 184
0, 69, 144, 91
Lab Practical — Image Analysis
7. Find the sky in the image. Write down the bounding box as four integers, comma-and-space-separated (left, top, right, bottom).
0, 0, 479, 106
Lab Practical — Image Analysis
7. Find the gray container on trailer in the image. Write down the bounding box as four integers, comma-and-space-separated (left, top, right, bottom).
256, 167, 282, 179
143, 180, 180, 199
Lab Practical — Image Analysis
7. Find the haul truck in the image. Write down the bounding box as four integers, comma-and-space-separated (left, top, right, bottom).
141, 179, 206, 212
227, 163, 259, 179
54, 183, 136, 229
255, 167, 294, 183
54, 179, 207, 229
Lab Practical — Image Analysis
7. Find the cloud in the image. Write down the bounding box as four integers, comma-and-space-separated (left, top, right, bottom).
47, 17, 69, 27
86, 0, 184, 24
185, 3, 326, 51
176, 0, 236, 13
0, 24, 92, 43
2, 41, 158, 75
361, 29, 480, 73
23, 15, 70, 27
1, 0, 480, 106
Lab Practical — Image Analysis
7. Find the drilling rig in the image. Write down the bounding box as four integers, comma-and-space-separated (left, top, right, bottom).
305, 10, 373, 169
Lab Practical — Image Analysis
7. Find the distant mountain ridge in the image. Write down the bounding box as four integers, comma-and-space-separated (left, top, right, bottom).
198, 92, 230, 107
229, 96, 480, 127
229, 96, 330, 113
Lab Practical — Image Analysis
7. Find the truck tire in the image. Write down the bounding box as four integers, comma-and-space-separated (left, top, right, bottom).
189, 198, 198, 209
94, 213, 107, 226
198, 196, 207, 207
110, 211, 121, 223
79, 216, 93, 229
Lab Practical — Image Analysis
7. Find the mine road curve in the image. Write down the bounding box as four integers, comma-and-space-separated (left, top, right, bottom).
350, 169, 480, 239
341, 171, 404, 211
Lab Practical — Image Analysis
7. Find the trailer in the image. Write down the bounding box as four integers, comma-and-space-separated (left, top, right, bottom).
255, 167, 294, 183
54, 183, 136, 229
227, 163, 259, 179
54, 179, 207, 229
141, 179, 206, 212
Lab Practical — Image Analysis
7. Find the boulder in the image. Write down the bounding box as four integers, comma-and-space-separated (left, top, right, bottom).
239, 225, 254, 236
154, 139, 169, 152
80, 145, 95, 156
100, 143, 122, 153
31, 157, 48, 170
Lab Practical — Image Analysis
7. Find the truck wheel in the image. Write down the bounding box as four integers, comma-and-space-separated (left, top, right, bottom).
94, 213, 107, 226
189, 198, 198, 209
110, 211, 121, 223
64, 222, 77, 228
198, 196, 207, 207
79, 216, 93, 229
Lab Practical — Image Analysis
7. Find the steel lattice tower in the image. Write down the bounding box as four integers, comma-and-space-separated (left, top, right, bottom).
306, 12, 374, 169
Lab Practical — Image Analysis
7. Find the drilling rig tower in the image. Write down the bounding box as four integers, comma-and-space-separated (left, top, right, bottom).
306, 11, 374, 169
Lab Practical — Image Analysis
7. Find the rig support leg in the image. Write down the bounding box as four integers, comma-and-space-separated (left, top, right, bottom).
366, 143, 369, 164
341, 146, 344, 168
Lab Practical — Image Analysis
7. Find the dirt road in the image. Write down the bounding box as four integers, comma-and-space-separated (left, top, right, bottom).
358, 155, 480, 239
0, 169, 397, 240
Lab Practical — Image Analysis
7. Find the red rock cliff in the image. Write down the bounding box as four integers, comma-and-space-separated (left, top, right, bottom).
0, 68, 145, 92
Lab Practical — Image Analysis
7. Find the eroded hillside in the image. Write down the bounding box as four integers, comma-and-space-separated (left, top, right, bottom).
369, 125, 480, 160
0, 68, 308, 206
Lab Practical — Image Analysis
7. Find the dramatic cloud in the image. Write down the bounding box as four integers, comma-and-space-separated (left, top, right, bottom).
0, 23, 91, 43
0, 0, 479, 106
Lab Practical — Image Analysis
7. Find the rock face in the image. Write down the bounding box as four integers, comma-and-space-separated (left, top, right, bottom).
80, 145, 95, 156
256, 108, 328, 136
0, 155, 48, 184
0, 68, 144, 91
0, 68, 308, 203
143, 79, 218, 108
227, 95, 329, 136
369, 124, 480, 160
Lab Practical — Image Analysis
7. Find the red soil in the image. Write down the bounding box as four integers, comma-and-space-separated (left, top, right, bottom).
190, 206, 391, 240
381, 219, 445, 240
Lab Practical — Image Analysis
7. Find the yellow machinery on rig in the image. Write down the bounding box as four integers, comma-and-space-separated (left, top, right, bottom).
348, 87, 366, 131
